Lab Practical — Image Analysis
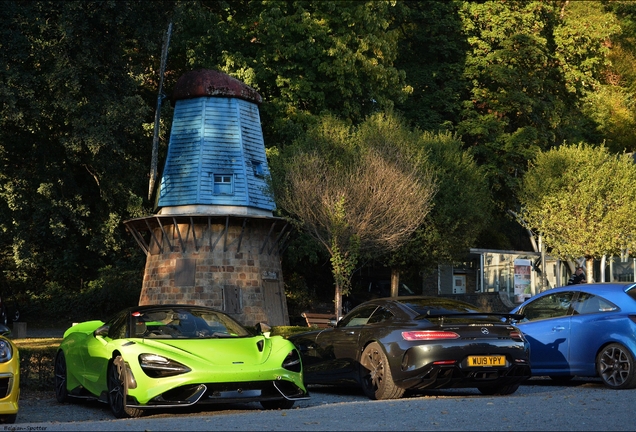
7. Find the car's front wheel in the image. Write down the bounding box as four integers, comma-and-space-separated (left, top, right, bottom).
359, 342, 404, 400
597, 343, 636, 389
477, 383, 520, 395
54, 351, 69, 403
260, 399, 295, 410
107, 356, 144, 418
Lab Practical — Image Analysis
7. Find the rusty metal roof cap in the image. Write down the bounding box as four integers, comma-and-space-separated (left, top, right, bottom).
171, 69, 262, 104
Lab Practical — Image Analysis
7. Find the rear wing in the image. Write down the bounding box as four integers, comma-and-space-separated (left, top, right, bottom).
415, 311, 525, 324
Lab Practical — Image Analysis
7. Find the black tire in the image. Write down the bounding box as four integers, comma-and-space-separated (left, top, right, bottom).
596, 343, 636, 389
0, 414, 16, 424
54, 351, 69, 403
549, 375, 574, 383
477, 383, 520, 395
107, 356, 144, 418
359, 342, 404, 400
260, 399, 295, 410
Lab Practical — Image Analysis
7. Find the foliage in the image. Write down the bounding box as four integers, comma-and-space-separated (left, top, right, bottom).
273, 113, 436, 317
14, 338, 58, 391
388, 131, 493, 271
0, 1, 171, 300
392, 0, 468, 132
518, 143, 636, 262
173, 0, 408, 146
20, 266, 143, 324
457, 1, 620, 210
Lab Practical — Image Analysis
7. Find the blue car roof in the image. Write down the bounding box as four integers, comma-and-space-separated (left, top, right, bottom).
516, 282, 636, 311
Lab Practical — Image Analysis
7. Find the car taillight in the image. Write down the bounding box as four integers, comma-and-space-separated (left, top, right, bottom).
402, 331, 460, 341
509, 330, 524, 341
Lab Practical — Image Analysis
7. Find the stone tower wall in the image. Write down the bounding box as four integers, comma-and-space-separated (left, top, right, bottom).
138, 220, 289, 326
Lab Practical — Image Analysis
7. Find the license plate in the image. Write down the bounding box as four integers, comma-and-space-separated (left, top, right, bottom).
467, 355, 506, 367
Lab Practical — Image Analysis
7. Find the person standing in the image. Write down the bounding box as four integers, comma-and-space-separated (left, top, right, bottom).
567, 266, 586, 285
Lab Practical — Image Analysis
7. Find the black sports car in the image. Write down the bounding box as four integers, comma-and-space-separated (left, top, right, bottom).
289, 296, 531, 400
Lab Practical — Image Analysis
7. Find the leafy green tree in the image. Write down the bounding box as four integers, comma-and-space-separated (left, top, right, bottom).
388, 131, 493, 278
172, 0, 408, 145
457, 1, 620, 209
0, 1, 172, 313
582, 1, 636, 153
518, 143, 636, 280
392, 0, 468, 132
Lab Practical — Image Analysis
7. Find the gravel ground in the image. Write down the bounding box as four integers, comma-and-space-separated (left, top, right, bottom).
17, 384, 371, 425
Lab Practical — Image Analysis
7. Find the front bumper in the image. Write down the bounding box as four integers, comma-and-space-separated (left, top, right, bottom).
129, 379, 308, 408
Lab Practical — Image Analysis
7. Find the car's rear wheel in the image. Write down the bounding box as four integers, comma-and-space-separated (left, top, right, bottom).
477, 383, 520, 395
597, 343, 636, 389
359, 342, 404, 400
54, 351, 69, 403
107, 356, 143, 418
260, 399, 295, 410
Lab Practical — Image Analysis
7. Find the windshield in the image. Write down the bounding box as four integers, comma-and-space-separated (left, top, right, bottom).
131, 307, 251, 339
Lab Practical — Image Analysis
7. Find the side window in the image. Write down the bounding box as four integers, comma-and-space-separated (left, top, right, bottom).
367, 307, 394, 325
107, 314, 128, 339
520, 292, 575, 322
572, 292, 618, 315
339, 306, 378, 327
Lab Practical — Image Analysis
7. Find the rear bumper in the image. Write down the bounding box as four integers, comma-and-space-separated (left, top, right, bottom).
397, 363, 531, 390
394, 343, 531, 390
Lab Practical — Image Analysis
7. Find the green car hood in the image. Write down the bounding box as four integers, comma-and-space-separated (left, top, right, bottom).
131, 336, 276, 366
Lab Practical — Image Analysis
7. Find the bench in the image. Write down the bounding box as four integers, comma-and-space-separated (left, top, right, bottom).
301, 312, 336, 328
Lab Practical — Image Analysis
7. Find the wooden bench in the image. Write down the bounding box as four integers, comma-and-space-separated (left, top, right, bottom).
301, 312, 336, 328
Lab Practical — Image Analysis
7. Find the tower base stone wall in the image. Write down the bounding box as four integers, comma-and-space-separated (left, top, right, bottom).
136, 219, 289, 327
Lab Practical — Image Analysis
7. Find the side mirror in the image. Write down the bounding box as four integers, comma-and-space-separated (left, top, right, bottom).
94, 324, 110, 337
255, 322, 271, 335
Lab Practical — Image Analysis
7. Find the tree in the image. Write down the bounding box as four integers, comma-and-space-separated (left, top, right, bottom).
172, 0, 408, 146
457, 0, 620, 208
392, 0, 468, 132
518, 143, 636, 281
0, 1, 172, 311
273, 114, 436, 318
387, 131, 493, 278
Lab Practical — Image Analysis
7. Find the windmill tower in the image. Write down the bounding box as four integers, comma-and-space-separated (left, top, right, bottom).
124, 69, 292, 326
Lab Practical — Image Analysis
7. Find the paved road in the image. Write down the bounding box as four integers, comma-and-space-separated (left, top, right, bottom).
15, 377, 634, 431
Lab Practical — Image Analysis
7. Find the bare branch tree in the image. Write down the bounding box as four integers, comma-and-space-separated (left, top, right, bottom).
279, 147, 436, 318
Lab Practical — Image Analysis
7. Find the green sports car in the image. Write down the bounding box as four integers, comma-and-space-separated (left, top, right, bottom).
54, 304, 308, 418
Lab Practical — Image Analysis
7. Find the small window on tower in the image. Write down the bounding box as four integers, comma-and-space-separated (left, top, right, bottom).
213, 174, 233, 195
252, 161, 264, 177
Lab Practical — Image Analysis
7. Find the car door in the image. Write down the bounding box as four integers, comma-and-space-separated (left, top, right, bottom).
516, 291, 576, 374
568, 291, 619, 375
310, 305, 378, 381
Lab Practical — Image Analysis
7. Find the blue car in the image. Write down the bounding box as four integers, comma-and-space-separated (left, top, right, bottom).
511, 283, 636, 389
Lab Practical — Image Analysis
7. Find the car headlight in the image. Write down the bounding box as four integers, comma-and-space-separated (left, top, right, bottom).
139, 353, 191, 378
0, 340, 12, 363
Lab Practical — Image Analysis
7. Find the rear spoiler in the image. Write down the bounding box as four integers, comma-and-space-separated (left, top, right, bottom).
415, 311, 525, 324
